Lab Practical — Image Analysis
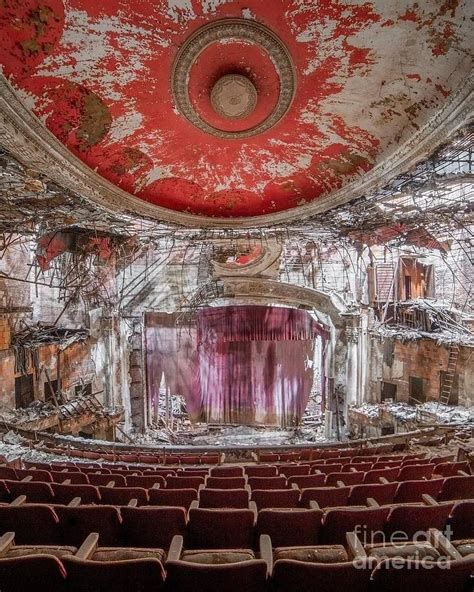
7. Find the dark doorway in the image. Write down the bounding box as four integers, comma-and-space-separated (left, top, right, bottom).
15, 375, 34, 408
381, 382, 397, 401
409, 376, 426, 404
44, 379, 58, 403
404, 276, 412, 300
75, 383, 92, 397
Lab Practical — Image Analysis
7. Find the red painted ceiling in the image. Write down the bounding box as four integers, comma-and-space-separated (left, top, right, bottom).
0, 1, 471, 218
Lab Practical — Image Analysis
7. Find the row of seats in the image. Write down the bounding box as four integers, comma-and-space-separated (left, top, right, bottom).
1, 472, 471, 507
0, 525, 472, 591
1, 498, 472, 549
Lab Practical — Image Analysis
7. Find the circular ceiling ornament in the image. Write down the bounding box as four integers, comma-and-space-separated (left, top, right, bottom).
210, 74, 258, 119
171, 19, 296, 139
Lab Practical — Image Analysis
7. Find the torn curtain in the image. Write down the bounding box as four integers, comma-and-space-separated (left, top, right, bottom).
145, 306, 325, 426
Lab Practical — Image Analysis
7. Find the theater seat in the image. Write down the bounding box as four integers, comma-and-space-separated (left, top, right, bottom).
50, 471, 90, 485
438, 475, 474, 501
148, 487, 197, 510
165, 476, 205, 489
449, 501, 474, 539
278, 465, 311, 478
321, 507, 390, 546
0, 504, 61, 545
244, 466, 278, 477
120, 506, 187, 549
51, 483, 101, 505
4, 480, 55, 504
0, 553, 67, 592
198, 488, 250, 509
287, 474, 326, 489
209, 466, 243, 478
54, 505, 122, 547
187, 508, 255, 549
125, 475, 165, 489
206, 477, 247, 489
433, 461, 470, 477
398, 464, 435, 481
247, 476, 287, 490
98, 486, 148, 506
251, 488, 300, 510
87, 473, 127, 487
348, 482, 397, 506
394, 479, 444, 503
384, 504, 452, 539
256, 508, 323, 547
299, 486, 350, 509
326, 471, 365, 487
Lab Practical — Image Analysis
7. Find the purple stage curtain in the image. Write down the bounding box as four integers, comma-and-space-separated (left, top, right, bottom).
145, 306, 325, 426
197, 306, 322, 426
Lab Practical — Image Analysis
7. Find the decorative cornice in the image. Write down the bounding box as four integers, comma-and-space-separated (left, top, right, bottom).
0, 71, 472, 229
171, 19, 296, 138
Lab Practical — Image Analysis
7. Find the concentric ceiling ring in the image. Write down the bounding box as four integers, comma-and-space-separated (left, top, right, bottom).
171, 19, 296, 139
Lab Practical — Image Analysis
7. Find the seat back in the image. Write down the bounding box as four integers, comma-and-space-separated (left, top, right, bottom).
449, 501, 474, 539
4, 480, 55, 503
363, 468, 400, 483
394, 478, 444, 503
0, 554, 67, 592
120, 506, 187, 549
166, 476, 205, 489
55, 505, 122, 546
98, 486, 148, 506
398, 464, 435, 481
310, 464, 343, 475
247, 476, 287, 489
322, 506, 390, 545
125, 475, 165, 488
63, 556, 166, 592
206, 477, 247, 489
187, 508, 255, 549
385, 504, 452, 539
0, 466, 17, 480
87, 473, 127, 487
244, 465, 278, 477
256, 508, 323, 547
299, 486, 350, 509
251, 488, 300, 510
326, 471, 365, 487
370, 556, 474, 592
278, 465, 311, 478
271, 559, 371, 592
50, 471, 90, 484
0, 504, 61, 545
51, 483, 101, 505
148, 487, 197, 510
348, 482, 397, 506
16, 469, 52, 482
209, 466, 243, 478
199, 488, 249, 509
165, 559, 267, 592
439, 475, 474, 501
433, 461, 469, 477
287, 474, 326, 489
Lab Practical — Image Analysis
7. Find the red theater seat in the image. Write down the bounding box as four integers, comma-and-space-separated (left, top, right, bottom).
62, 555, 166, 592
247, 476, 287, 489
87, 473, 127, 487
326, 471, 365, 487
199, 488, 249, 509
310, 464, 343, 475
449, 501, 474, 539
271, 558, 371, 592
206, 477, 247, 489
363, 468, 400, 483
244, 465, 278, 477
434, 461, 470, 477
394, 479, 444, 503
98, 486, 148, 506
4, 480, 55, 504
251, 489, 300, 510
51, 483, 101, 505
120, 506, 187, 549
125, 475, 165, 489
50, 471, 90, 484
16, 469, 52, 482
256, 508, 323, 547
384, 504, 452, 539
54, 505, 122, 547
287, 474, 326, 489
348, 482, 398, 506
398, 464, 435, 481
299, 486, 351, 509
0, 554, 67, 592
438, 475, 474, 501
0, 504, 61, 545
165, 558, 268, 592
0, 466, 17, 480
148, 488, 197, 510
165, 476, 205, 489
209, 466, 243, 477
278, 465, 311, 478
187, 508, 255, 549
321, 506, 390, 545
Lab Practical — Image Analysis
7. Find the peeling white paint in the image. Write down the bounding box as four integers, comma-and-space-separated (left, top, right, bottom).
109, 111, 144, 142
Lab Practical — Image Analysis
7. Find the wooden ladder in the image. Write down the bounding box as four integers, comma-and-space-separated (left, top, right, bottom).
439, 342, 460, 405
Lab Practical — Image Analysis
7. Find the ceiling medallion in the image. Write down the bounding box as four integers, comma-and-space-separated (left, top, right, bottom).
171, 19, 296, 139
210, 74, 258, 120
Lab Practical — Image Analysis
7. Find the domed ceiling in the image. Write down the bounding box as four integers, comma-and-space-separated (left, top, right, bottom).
0, 0, 472, 220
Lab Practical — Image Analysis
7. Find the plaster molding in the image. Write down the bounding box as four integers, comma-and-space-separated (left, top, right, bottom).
0, 72, 472, 229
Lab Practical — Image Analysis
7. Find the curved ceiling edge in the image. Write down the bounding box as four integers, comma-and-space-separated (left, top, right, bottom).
0, 73, 472, 230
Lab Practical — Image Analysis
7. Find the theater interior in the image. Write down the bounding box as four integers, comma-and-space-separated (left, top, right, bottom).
0, 0, 472, 590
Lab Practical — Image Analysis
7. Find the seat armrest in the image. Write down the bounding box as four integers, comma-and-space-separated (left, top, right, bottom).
21, 475, 33, 482
379, 477, 389, 484
313, 470, 322, 474
366, 497, 379, 507
429, 528, 462, 560
198, 483, 205, 492
151, 482, 160, 489
308, 500, 320, 510
68, 497, 82, 507
0, 532, 15, 558
350, 468, 357, 473
422, 494, 438, 506
249, 501, 258, 520
167, 535, 183, 562
10, 495, 26, 506
62, 479, 71, 485
259, 534, 273, 576
106, 481, 115, 488
76, 532, 99, 559
457, 470, 469, 476
245, 484, 251, 495
128, 498, 138, 507
346, 532, 367, 560
189, 499, 199, 511
336, 480, 345, 488
291, 483, 299, 490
